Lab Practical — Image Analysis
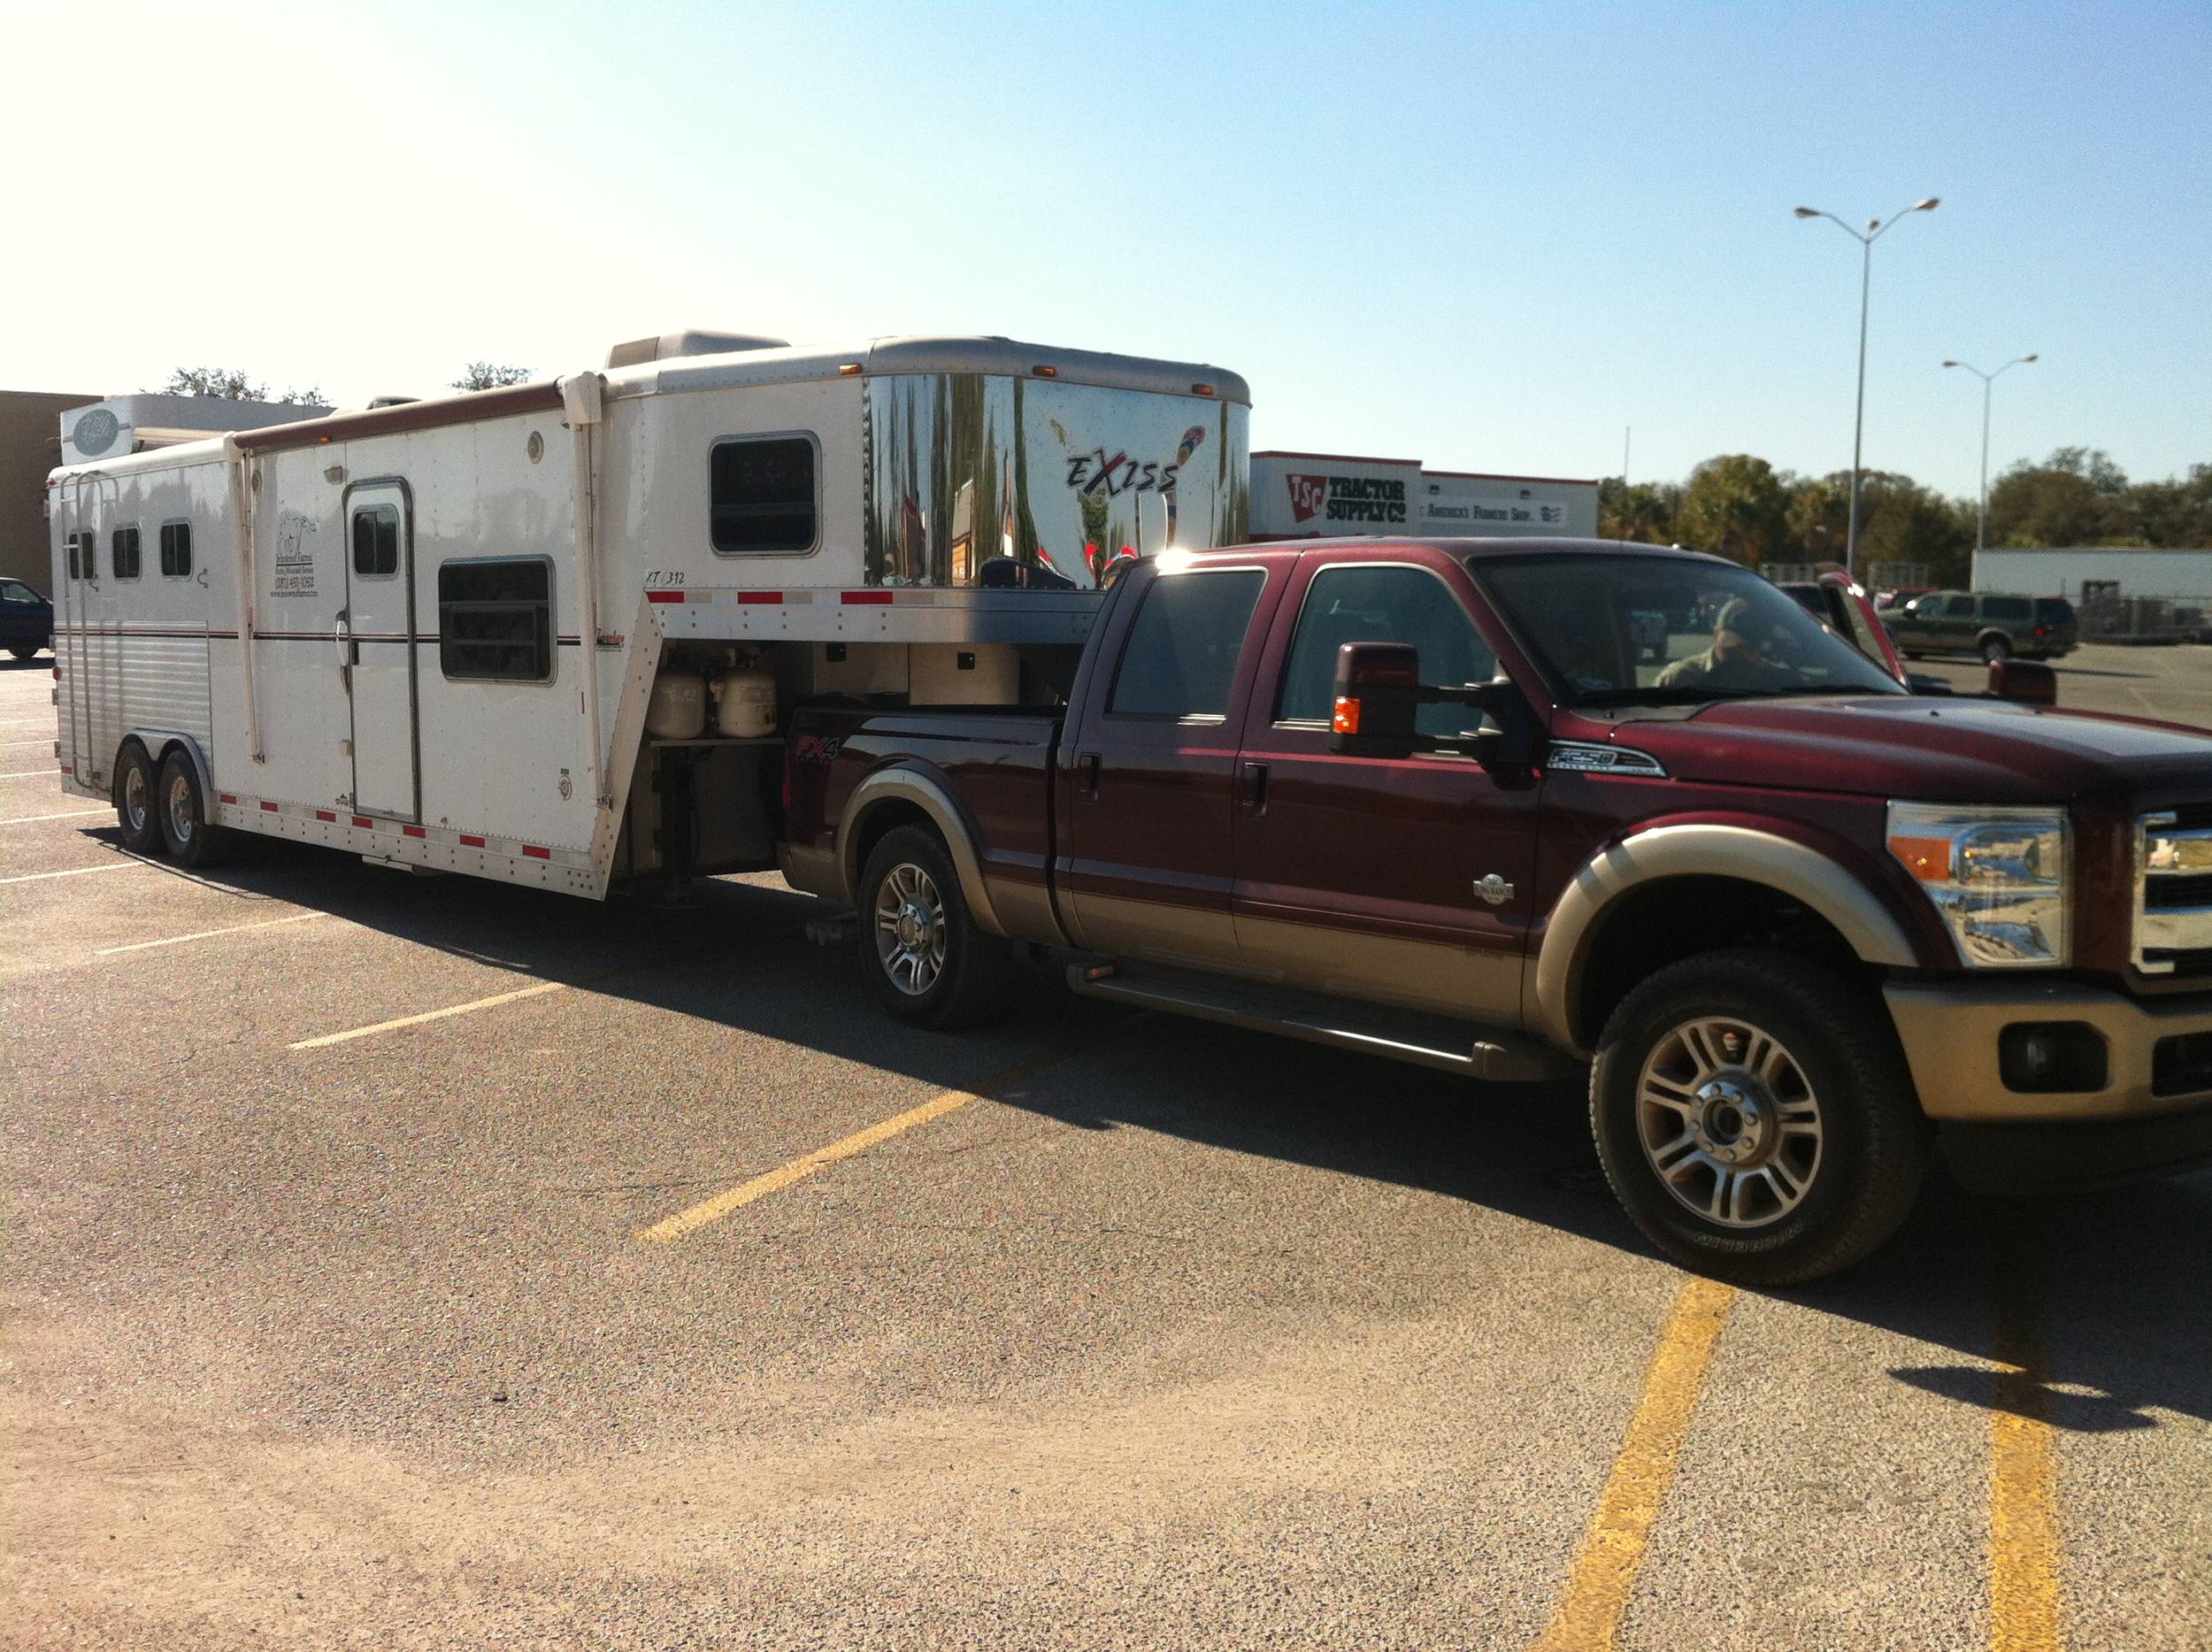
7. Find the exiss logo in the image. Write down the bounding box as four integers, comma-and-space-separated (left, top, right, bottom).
1287, 473, 1406, 526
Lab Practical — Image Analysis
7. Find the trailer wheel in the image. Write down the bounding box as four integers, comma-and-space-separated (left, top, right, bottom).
7, 645, 35, 661
1589, 948, 1928, 1286
857, 824, 1015, 1029
113, 742, 163, 855
156, 748, 228, 869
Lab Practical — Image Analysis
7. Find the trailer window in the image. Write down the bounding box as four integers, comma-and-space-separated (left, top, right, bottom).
1106, 568, 1265, 720
439, 557, 553, 682
159, 521, 194, 578
710, 435, 817, 554
111, 526, 142, 580
65, 533, 95, 580
351, 505, 401, 579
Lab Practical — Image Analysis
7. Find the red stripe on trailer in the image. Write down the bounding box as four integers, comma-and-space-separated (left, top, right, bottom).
646, 590, 685, 604
521, 845, 550, 859
403, 825, 426, 838
738, 590, 783, 604
459, 834, 486, 848
352, 816, 373, 828
260, 801, 280, 812
219, 794, 238, 805
315, 810, 337, 822
841, 590, 894, 605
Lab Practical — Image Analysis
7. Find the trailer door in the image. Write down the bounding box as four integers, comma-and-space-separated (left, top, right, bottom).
343, 482, 419, 820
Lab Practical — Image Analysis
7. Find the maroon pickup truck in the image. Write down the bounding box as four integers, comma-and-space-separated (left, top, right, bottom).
780, 538, 2212, 1284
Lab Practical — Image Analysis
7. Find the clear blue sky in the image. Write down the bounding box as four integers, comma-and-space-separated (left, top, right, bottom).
3, 0, 2205, 497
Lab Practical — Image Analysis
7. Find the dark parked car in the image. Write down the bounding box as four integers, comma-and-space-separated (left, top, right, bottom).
1887, 590, 2078, 662
1, 578, 53, 659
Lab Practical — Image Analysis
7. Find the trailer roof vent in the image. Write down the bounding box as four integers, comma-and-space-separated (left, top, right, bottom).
604, 330, 791, 369
365, 395, 421, 409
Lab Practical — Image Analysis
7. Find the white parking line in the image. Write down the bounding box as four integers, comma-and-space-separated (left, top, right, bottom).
2, 768, 62, 779
96, 911, 328, 956
1, 808, 107, 826
0, 860, 153, 887
2, 738, 54, 748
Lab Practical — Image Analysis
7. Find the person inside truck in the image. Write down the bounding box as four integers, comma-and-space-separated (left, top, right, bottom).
1655, 596, 1796, 691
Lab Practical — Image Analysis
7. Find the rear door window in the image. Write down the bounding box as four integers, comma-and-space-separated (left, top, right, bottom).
1942, 595, 1978, 618
1107, 569, 1265, 720
1983, 595, 2032, 621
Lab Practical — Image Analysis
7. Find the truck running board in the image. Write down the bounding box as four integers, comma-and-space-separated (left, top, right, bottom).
1065, 964, 1576, 1084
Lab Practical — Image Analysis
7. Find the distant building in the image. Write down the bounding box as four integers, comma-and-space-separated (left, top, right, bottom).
1976, 547, 2212, 601
1, 389, 99, 589
1248, 450, 1600, 542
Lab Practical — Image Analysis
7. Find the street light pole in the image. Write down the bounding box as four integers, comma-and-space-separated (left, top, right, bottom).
1942, 354, 2038, 591
1793, 197, 1940, 580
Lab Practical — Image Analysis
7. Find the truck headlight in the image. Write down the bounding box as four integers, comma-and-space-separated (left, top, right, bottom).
1886, 803, 2070, 968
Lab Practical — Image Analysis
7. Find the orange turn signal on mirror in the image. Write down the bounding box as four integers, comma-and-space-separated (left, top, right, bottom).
1889, 834, 1955, 882
1332, 695, 1362, 734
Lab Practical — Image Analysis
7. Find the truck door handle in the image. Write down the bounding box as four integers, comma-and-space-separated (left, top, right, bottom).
1241, 760, 1269, 814
1076, 751, 1102, 798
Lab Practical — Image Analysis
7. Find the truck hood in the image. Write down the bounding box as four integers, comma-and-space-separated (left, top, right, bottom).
1611, 695, 2212, 805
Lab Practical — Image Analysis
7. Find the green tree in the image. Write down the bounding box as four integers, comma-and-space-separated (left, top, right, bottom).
1986, 449, 2125, 546
452, 362, 533, 391
158, 367, 324, 405
1785, 470, 1974, 583
1676, 454, 1790, 565
1599, 477, 1683, 544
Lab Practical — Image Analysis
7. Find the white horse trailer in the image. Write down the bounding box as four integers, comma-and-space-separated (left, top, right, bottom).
47, 333, 1249, 895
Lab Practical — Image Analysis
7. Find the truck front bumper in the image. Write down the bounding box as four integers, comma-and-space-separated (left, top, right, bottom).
1884, 978, 2212, 1191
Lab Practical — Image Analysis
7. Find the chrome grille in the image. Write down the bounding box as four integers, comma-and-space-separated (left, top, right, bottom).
2134, 812, 2212, 976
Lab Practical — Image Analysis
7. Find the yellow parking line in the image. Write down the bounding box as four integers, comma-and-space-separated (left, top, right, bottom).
1989, 1253, 2063, 1651
637, 1040, 1093, 1244
288, 978, 569, 1049
1532, 1275, 1739, 1651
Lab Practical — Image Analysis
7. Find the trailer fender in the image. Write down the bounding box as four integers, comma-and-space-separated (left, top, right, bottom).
127, 730, 216, 806
1527, 822, 1920, 1056
836, 767, 1009, 939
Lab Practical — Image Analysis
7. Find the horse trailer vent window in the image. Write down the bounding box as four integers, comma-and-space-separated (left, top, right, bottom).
710, 435, 818, 554
438, 557, 553, 682
111, 526, 142, 580
66, 533, 95, 580
352, 504, 401, 578
159, 521, 194, 578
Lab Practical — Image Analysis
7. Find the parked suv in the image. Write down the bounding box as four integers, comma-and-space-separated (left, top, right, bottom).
0, 578, 53, 659
1888, 590, 2078, 663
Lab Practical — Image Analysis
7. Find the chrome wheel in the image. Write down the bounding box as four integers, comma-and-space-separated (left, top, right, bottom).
165, 770, 196, 845
1636, 1016, 1823, 1229
122, 764, 150, 834
873, 861, 947, 996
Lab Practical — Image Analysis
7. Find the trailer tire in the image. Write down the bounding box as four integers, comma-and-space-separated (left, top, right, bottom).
1589, 948, 1928, 1287
155, 747, 228, 869
857, 825, 1015, 1029
113, 741, 163, 856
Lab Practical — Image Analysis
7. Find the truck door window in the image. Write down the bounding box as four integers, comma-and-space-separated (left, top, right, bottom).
710, 434, 818, 554
1277, 564, 1495, 736
439, 557, 554, 682
1106, 569, 1264, 720
351, 504, 401, 579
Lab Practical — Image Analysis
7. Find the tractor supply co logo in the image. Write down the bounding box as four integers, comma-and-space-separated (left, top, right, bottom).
71, 409, 121, 457
1289, 473, 1407, 526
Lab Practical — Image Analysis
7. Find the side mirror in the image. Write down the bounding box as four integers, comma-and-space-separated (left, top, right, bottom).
1329, 642, 1422, 758
1989, 657, 2057, 707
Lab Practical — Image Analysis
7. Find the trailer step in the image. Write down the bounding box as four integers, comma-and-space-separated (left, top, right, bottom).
1065, 963, 1576, 1083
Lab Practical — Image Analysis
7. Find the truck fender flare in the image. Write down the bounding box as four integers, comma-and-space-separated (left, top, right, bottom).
124, 729, 215, 804
836, 766, 1009, 938
1529, 822, 1919, 1054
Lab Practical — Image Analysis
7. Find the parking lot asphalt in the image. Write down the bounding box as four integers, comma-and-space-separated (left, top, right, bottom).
5, 649, 2210, 1651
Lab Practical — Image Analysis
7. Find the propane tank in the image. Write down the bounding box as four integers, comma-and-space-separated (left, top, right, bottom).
645, 669, 707, 739
713, 665, 777, 738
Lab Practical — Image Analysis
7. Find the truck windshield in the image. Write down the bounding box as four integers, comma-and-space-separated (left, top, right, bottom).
1475, 554, 1909, 707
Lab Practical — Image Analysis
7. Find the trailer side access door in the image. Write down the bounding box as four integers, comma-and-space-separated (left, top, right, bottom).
342, 480, 420, 820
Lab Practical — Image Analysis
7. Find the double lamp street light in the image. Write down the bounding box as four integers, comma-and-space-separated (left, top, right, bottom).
1793, 196, 1939, 580
1943, 354, 2039, 593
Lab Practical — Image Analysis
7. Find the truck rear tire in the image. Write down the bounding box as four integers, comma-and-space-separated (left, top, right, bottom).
156, 748, 228, 869
1589, 949, 1928, 1286
113, 742, 163, 856
857, 825, 1015, 1030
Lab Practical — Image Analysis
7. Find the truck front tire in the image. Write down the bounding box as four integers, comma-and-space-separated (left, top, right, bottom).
1589, 949, 1928, 1286
856, 825, 1015, 1030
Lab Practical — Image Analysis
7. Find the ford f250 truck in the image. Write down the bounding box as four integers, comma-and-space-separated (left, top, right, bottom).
780, 538, 2212, 1284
